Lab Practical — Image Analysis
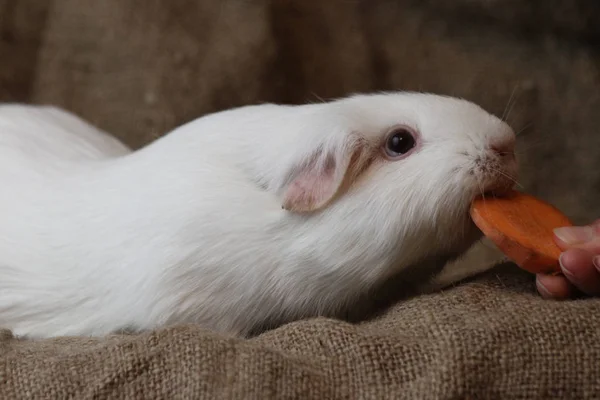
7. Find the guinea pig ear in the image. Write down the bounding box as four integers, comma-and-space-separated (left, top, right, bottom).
281, 135, 372, 213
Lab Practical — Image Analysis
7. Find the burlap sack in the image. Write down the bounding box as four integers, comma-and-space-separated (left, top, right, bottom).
0, 263, 598, 399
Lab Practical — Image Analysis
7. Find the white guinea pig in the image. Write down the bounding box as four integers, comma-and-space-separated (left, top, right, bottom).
0, 92, 517, 339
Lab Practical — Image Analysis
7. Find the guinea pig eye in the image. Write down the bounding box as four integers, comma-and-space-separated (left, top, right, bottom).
384, 127, 417, 159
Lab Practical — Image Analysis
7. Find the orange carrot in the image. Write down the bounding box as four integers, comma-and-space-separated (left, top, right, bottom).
470, 190, 573, 274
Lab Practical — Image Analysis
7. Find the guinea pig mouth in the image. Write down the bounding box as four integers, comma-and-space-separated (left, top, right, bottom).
484, 178, 517, 197
471, 146, 519, 198
475, 168, 518, 199
482, 186, 513, 198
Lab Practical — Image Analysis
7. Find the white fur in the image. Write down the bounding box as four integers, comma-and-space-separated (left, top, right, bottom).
0, 92, 517, 338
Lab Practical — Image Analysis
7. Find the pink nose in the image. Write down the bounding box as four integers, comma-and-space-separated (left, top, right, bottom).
490, 138, 515, 158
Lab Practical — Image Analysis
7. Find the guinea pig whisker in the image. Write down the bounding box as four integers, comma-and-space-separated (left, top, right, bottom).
505, 91, 522, 126
310, 92, 326, 104
514, 122, 533, 137
476, 177, 487, 203
501, 85, 519, 123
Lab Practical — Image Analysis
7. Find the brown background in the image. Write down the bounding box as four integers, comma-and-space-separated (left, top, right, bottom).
1, 0, 599, 223
1, 1, 600, 398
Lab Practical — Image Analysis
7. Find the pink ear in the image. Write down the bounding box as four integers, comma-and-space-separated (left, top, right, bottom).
281, 140, 370, 213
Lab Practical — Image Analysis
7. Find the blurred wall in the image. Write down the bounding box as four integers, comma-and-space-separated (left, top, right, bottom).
1, 0, 599, 226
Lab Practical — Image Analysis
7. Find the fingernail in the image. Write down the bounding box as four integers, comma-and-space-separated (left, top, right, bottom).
554, 226, 596, 245
558, 253, 575, 277
536, 279, 552, 299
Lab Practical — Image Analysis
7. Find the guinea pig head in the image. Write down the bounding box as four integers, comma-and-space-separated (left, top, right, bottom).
278, 93, 518, 267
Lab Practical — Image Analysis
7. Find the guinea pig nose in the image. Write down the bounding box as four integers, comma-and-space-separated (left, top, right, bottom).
490, 138, 515, 158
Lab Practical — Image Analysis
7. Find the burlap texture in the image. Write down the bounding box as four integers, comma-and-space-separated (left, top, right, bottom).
0, 263, 598, 399
1, 0, 600, 398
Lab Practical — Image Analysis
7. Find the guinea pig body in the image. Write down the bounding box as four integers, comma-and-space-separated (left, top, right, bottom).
0, 92, 517, 339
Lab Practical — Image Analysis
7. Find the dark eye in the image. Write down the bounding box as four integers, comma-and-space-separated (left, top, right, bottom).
384, 128, 416, 158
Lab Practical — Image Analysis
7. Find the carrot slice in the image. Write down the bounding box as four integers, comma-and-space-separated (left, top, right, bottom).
470, 190, 572, 274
